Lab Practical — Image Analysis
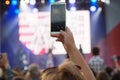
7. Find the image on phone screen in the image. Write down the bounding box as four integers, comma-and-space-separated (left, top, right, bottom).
51, 3, 66, 34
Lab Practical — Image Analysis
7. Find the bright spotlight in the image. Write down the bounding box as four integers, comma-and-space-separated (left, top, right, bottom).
25, 0, 30, 4
69, 0, 76, 4
5, 0, 10, 5
11, 0, 18, 5
70, 6, 76, 11
91, 0, 97, 3
90, 6, 97, 12
15, 9, 19, 14
30, 0, 36, 5
20, 0, 25, 5
32, 8, 39, 13
49, 0, 56, 3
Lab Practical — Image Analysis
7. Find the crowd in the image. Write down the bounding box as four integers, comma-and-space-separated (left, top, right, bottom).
0, 27, 120, 80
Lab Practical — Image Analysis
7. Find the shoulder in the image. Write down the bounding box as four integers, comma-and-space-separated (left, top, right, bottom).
97, 56, 104, 62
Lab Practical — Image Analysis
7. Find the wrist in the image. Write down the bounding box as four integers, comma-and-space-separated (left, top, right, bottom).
67, 44, 78, 53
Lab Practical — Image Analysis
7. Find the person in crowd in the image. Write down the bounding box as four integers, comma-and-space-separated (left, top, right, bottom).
41, 66, 58, 80
12, 67, 24, 77
0, 58, 5, 80
0, 53, 14, 80
111, 70, 120, 80
41, 27, 96, 80
105, 67, 113, 78
0, 67, 5, 80
96, 71, 110, 80
111, 55, 120, 80
41, 60, 86, 80
12, 76, 26, 80
25, 63, 41, 80
88, 47, 105, 74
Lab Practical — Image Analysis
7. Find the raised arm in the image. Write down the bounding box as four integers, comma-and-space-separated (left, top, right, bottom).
51, 27, 96, 80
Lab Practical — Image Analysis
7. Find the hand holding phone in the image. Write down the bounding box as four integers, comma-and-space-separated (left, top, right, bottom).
50, 2, 66, 34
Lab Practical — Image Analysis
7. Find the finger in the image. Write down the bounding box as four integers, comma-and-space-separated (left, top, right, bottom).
51, 34, 60, 38
56, 38, 62, 42
66, 27, 72, 34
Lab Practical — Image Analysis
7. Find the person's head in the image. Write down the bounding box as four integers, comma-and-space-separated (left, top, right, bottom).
57, 60, 86, 80
28, 63, 41, 78
41, 60, 86, 80
41, 67, 57, 80
111, 71, 120, 80
96, 71, 110, 80
12, 76, 25, 80
105, 67, 113, 77
92, 47, 100, 56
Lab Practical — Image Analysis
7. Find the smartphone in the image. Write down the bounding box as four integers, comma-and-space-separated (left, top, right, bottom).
50, 2, 66, 34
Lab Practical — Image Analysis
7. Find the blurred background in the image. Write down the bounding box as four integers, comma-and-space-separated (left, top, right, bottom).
0, 0, 120, 70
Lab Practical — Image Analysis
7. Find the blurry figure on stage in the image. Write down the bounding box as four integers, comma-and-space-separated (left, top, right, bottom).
89, 47, 105, 74
45, 48, 55, 68
16, 44, 29, 70
79, 44, 84, 57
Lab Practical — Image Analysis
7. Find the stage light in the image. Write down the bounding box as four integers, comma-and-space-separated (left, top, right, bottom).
30, 0, 36, 5
70, 6, 76, 11
90, 6, 97, 12
90, 0, 98, 12
49, 0, 56, 3
25, 0, 30, 4
20, 0, 30, 12
20, 0, 25, 5
69, 0, 76, 4
14, 9, 19, 14
11, 0, 18, 5
32, 8, 39, 13
5, 0, 10, 5
91, 0, 97, 3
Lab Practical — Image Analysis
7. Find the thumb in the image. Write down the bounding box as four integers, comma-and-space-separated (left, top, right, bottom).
60, 30, 66, 37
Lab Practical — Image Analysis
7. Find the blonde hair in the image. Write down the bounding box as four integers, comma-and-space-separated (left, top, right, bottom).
57, 60, 86, 80
41, 67, 57, 80
41, 60, 86, 80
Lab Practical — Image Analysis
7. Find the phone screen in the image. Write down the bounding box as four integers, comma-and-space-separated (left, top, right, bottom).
51, 3, 66, 34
